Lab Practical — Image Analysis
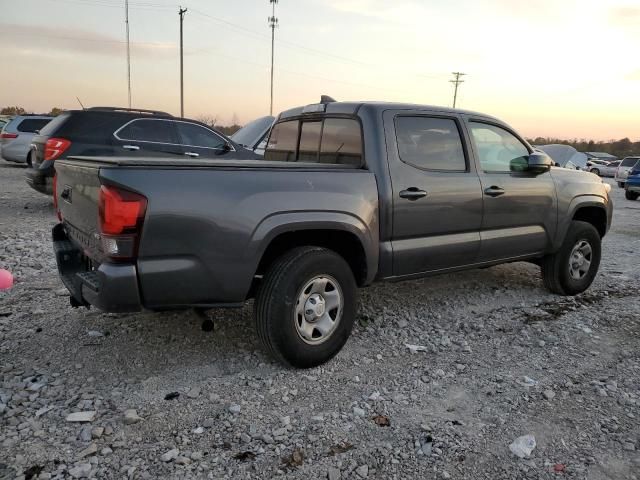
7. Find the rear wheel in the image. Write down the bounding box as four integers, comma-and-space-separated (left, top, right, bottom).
626, 190, 639, 201
541, 221, 601, 295
254, 247, 357, 368
26, 152, 33, 168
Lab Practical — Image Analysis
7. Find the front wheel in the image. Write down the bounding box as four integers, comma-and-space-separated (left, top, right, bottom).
254, 247, 357, 368
541, 221, 601, 295
625, 190, 639, 201
590, 168, 600, 176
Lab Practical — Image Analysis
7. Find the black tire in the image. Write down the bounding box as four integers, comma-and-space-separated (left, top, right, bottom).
254, 247, 357, 368
541, 221, 601, 295
625, 190, 639, 201
618, 182, 625, 188
590, 168, 600, 176
26, 153, 33, 168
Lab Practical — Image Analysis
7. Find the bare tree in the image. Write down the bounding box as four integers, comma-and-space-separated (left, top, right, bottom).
196, 115, 218, 128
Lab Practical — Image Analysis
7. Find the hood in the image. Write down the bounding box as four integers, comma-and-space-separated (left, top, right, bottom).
231, 116, 275, 150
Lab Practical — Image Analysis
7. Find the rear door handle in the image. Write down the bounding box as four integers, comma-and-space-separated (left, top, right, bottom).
484, 186, 505, 197
399, 188, 428, 200
184, 151, 200, 158
122, 145, 140, 151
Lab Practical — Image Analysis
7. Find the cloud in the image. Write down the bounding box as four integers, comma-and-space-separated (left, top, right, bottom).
626, 69, 640, 81
0, 23, 176, 58
609, 5, 640, 25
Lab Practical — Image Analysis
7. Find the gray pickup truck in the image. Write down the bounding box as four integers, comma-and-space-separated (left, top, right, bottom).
52, 100, 613, 368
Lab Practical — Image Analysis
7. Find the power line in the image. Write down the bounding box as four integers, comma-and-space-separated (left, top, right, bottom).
268, 0, 278, 116
450, 72, 466, 108
179, 6, 187, 117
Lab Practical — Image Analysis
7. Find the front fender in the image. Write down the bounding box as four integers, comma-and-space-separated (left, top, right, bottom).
553, 194, 610, 250
249, 211, 378, 285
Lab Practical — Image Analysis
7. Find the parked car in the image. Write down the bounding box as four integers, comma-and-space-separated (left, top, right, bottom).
584, 159, 618, 177
52, 99, 612, 368
1, 115, 53, 164
26, 107, 259, 195
616, 156, 640, 187
624, 160, 640, 201
231, 115, 275, 156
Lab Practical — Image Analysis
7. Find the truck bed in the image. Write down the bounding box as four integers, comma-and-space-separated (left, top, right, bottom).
54, 156, 379, 310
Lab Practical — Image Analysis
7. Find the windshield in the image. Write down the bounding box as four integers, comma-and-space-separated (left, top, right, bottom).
231, 116, 275, 148
622, 157, 640, 167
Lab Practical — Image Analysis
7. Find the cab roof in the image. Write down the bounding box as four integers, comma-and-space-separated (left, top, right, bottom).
278, 101, 500, 123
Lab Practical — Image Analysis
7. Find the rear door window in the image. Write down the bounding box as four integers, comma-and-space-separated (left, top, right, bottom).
17, 118, 51, 133
265, 120, 299, 162
177, 122, 227, 149
395, 116, 466, 171
117, 119, 178, 144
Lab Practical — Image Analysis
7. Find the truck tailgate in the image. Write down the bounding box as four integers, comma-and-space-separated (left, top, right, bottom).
55, 160, 104, 258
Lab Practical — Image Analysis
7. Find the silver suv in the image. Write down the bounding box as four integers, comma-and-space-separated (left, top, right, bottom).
616, 156, 640, 187
1, 115, 53, 164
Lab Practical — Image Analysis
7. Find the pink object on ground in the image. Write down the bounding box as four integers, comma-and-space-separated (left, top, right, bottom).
0, 269, 14, 290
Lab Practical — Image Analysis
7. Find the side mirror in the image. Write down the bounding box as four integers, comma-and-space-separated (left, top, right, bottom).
218, 142, 231, 154
526, 152, 553, 174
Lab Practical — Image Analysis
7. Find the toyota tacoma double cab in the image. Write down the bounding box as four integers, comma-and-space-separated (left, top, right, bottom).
52, 99, 613, 368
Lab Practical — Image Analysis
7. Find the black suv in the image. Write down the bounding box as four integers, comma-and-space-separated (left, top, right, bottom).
26, 107, 257, 194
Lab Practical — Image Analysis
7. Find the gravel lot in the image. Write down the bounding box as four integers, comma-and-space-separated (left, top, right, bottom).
1, 161, 639, 480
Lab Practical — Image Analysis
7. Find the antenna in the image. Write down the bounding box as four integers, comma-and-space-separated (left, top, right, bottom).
268, 0, 278, 116
449, 72, 466, 108
76, 97, 86, 110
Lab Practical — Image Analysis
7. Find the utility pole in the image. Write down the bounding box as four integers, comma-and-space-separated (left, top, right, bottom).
268, 0, 278, 116
179, 7, 188, 118
450, 72, 466, 108
125, 0, 132, 108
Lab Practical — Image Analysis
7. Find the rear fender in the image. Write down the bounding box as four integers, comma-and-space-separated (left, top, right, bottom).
249, 211, 378, 285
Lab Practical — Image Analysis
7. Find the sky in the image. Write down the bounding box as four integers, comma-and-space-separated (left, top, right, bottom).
1, 0, 639, 140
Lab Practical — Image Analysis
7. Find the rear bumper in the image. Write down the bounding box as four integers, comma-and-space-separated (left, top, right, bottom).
52, 223, 143, 312
25, 168, 53, 195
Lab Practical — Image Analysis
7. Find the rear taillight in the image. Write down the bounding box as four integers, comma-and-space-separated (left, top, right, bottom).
53, 173, 62, 221
98, 185, 147, 260
44, 137, 71, 161
0, 133, 18, 139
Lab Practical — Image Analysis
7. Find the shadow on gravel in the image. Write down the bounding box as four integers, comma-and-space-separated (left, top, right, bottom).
520, 286, 640, 323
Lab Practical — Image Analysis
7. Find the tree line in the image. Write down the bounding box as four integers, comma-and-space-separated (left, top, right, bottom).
527, 137, 640, 159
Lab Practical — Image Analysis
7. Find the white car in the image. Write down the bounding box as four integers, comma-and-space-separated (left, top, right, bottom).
1, 115, 53, 164
615, 156, 640, 187
584, 159, 618, 177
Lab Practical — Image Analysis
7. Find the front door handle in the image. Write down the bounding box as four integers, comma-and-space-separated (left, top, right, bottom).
184, 151, 200, 158
399, 188, 428, 200
484, 186, 505, 197
122, 145, 140, 151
